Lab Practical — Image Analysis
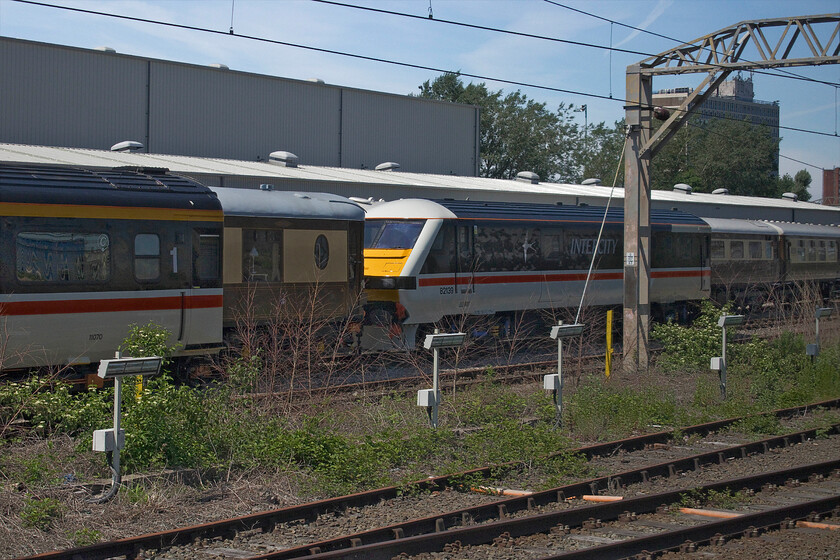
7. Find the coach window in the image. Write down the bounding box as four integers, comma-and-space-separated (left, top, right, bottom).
729, 240, 744, 260
711, 240, 725, 260
749, 241, 762, 260
135, 234, 160, 281
808, 240, 817, 262
195, 233, 221, 281
16, 232, 110, 283
421, 222, 455, 274
818, 240, 827, 262
765, 242, 774, 260
829, 241, 837, 262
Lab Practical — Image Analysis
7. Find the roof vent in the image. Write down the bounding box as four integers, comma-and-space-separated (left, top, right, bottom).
306, 78, 325, 84
259, 184, 274, 191
269, 151, 299, 168
209, 63, 229, 70
581, 178, 602, 186
349, 196, 376, 205
375, 162, 401, 171
110, 140, 144, 152
782, 192, 798, 202
516, 171, 540, 184
712, 188, 729, 195
94, 46, 116, 53
673, 183, 692, 194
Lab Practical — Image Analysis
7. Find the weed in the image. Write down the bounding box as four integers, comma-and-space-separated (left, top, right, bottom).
20, 496, 63, 530
120, 484, 150, 504
69, 528, 101, 546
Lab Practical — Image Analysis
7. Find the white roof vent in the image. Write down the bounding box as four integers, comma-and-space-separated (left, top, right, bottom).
259, 184, 274, 191
581, 178, 602, 186
209, 63, 229, 70
782, 192, 798, 202
306, 78, 325, 84
269, 151, 299, 168
375, 162, 400, 171
94, 46, 116, 53
110, 141, 144, 152
673, 183, 692, 194
516, 171, 540, 184
712, 188, 729, 195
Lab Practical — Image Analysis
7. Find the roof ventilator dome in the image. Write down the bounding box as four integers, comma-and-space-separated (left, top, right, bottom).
110, 141, 144, 152
306, 78, 326, 84
269, 151, 299, 168
581, 178, 602, 186
712, 188, 729, 195
516, 171, 540, 184
673, 183, 692, 194
375, 162, 400, 171
209, 63, 229, 70
94, 46, 116, 53
782, 192, 798, 202
259, 184, 274, 191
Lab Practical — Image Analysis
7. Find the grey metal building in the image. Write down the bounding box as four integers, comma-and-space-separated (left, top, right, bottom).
0, 36, 479, 176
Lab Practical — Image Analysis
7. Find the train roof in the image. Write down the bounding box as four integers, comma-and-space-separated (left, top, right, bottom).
1, 143, 837, 225
365, 198, 709, 231
0, 162, 221, 210
702, 218, 784, 235
702, 217, 840, 238
210, 186, 364, 221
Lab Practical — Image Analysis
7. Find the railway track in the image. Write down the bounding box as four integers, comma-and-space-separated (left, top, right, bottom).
16, 398, 840, 560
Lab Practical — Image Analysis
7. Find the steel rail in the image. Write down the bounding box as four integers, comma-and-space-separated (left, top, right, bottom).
292, 459, 840, 559
19, 399, 840, 560
217, 423, 840, 559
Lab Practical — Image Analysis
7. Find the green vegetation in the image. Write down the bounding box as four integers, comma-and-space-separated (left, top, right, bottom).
20, 495, 63, 530
1, 313, 838, 507
677, 488, 749, 510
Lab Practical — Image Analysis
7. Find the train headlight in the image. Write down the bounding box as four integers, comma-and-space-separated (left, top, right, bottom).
381, 278, 396, 289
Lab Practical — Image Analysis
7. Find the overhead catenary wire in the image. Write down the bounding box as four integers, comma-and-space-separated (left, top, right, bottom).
314, 0, 840, 88
542, 0, 839, 87
11, 0, 840, 141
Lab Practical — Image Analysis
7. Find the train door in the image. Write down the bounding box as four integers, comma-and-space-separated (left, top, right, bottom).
455, 223, 474, 313
188, 229, 223, 347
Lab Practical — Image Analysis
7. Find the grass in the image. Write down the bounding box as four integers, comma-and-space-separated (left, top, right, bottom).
0, 308, 839, 537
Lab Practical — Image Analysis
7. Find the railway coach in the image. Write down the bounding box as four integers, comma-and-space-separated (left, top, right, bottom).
0, 163, 225, 373
362, 199, 710, 349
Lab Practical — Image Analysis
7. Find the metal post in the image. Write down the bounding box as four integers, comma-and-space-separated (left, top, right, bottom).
112, 376, 122, 487
720, 323, 727, 400
431, 344, 440, 429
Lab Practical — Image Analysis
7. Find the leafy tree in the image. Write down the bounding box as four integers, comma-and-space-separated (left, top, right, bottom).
793, 169, 812, 201
577, 119, 626, 186
651, 118, 781, 197
417, 73, 582, 182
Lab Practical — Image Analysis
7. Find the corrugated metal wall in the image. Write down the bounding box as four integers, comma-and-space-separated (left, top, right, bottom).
0, 37, 479, 176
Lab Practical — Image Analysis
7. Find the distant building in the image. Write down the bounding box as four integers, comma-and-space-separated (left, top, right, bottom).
824, 167, 840, 206
0, 36, 479, 176
653, 75, 780, 172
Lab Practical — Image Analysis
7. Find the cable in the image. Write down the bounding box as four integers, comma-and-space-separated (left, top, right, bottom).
541, 0, 840, 88
314, 0, 840, 88
575, 132, 629, 325
10, 0, 839, 139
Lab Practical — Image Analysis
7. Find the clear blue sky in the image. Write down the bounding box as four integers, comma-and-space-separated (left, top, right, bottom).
1, 0, 838, 196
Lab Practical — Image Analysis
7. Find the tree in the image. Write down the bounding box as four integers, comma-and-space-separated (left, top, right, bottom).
576, 119, 626, 186
793, 169, 812, 201
417, 73, 582, 182
651, 118, 781, 197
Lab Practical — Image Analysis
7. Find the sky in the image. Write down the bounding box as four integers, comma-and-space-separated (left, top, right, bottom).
1, 0, 838, 197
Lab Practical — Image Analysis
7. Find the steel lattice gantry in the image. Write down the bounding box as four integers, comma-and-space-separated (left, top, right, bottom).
623, 14, 840, 370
